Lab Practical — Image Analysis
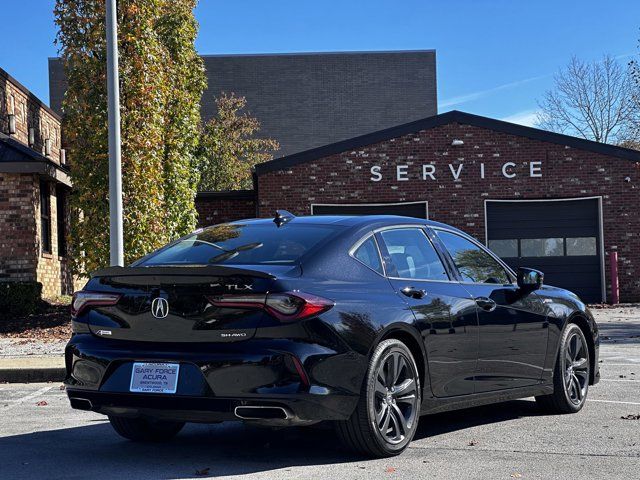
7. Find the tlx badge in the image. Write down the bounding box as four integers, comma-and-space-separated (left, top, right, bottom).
209, 283, 253, 291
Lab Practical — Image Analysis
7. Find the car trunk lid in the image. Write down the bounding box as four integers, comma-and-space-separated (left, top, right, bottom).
84, 265, 293, 343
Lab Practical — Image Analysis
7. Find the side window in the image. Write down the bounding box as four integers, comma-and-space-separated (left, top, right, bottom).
353, 236, 384, 274
436, 230, 510, 284
379, 228, 448, 280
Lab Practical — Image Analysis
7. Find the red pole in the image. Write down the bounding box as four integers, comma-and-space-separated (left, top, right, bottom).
610, 251, 619, 305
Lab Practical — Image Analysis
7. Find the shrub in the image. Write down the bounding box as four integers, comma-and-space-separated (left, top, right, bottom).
0, 282, 43, 317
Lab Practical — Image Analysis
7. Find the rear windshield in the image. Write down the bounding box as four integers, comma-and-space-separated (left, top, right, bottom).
136, 223, 340, 266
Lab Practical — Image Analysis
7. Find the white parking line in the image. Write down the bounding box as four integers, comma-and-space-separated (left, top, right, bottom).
599, 379, 638, 383
590, 399, 640, 406
0, 385, 53, 411
600, 363, 640, 366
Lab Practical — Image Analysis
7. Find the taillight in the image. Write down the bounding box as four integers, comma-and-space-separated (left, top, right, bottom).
207, 291, 334, 322
71, 291, 121, 317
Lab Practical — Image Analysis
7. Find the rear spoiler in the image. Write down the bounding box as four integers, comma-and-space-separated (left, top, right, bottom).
90, 265, 276, 280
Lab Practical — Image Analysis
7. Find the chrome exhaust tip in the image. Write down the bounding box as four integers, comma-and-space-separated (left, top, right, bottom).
69, 397, 93, 411
234, 405, 290, 420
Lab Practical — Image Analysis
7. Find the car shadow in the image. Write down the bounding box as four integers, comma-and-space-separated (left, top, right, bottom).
414, 399, 544, 439
598, 321, 640, 345
0, 399, 544, 479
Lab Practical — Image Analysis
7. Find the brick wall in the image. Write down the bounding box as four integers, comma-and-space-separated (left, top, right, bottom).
0, 173, 38, 283
257, 122, 640, 302
0, 68, 64, 165
196, 191, 257, 227
0, 68, 75, 298
35, 181, 75, 297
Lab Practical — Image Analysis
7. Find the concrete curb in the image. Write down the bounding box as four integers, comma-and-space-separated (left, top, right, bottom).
0, 356, 65, 383
0, 367, 65, 383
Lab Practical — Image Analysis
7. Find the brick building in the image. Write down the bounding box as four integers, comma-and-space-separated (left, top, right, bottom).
202, 111, 640, 303
49, 50, 438, 158
0, 67, 73, 298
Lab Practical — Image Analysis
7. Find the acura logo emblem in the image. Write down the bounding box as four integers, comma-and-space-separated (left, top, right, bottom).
151, 297, 169, 318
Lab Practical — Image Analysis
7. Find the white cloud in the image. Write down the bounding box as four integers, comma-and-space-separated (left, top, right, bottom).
501, 109, 540, 127
439, 75, 548, 109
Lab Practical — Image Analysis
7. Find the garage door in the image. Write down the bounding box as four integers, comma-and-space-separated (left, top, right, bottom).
486, 199, 603, 303
311, 202, 428, 219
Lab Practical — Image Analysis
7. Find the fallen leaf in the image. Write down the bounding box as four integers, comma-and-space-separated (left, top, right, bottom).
385, 467, 396, 473
620, 414, 640, 420
195, 467, 210, 476
468, 439, 478, 446
59, 385, 66, 391
511, 474, 522, 478
36, 401, 48, 406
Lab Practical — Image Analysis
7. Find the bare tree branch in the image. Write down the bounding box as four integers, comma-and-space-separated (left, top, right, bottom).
536, 55, 634, 144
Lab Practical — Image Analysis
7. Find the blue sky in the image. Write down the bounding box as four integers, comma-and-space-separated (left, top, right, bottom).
1, 0, 639, 126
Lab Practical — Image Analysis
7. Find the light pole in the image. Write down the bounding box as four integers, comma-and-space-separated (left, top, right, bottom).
105, 0, 124, 266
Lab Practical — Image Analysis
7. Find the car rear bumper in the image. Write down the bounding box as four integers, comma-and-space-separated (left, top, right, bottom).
64, 334, 363, 424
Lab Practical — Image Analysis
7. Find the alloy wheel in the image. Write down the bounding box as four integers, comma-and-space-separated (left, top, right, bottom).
563, 331, 589, 406
372, 350, 419, 445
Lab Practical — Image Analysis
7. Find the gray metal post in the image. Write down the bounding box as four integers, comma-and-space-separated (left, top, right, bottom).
106, 0, 124, 266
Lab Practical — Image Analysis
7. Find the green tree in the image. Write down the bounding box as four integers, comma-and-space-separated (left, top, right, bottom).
198, 93, 279, 191
55, 0, 206, 274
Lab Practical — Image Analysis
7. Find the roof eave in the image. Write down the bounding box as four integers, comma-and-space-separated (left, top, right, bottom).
254, 110, 640, 175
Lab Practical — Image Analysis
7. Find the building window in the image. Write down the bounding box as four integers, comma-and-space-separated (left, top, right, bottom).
40, 181, 52, 254
520, 238, 564, 257
488, 239, 518, 258
566, 237, 597, 256
489, 237, 599, 258
56, 186, 67, 257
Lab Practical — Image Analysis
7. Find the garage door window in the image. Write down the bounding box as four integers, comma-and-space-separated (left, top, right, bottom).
521, 238, 564, 257
566, 237, 597, 256
488, 239, 518, 258
488, 237, 599, 258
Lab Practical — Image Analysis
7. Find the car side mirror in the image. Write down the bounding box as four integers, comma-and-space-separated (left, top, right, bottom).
517, 267, 544, 291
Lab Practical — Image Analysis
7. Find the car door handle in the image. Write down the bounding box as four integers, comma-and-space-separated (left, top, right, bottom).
475, 297, 497, 312
401, 286, 427, 299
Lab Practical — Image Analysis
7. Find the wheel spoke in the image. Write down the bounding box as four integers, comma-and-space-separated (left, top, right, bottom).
376, 402, 388, 426
375, 377, 387, 398
394, 355, 407, 385
385, 354, 396, 387
569, 335, 577, 360
393, 378, 415, 397
388, 408, 401, 440
574, 369, 588, 381
565, 349, 573, 368
572, 358, 587, 370
391, 404, 408, 436
574, 337, 583, 359
380, 405, 392, 433
568, 377, 577, 400
571, 374, 583, 402
564, 367, 572, 388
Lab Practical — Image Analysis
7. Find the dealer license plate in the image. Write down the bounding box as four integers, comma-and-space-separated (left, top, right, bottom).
130, 362, 180, 394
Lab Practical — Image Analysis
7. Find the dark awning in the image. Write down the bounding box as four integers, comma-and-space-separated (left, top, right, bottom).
0, 133, 71, 187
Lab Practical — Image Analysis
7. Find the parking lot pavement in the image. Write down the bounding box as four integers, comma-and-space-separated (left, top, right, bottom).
0, 315, 639, 479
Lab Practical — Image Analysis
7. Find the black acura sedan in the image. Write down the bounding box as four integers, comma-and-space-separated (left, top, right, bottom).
65, 212, 599, 457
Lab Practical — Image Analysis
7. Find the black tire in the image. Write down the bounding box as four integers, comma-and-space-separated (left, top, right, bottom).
536, 323, 590, 414
108, 415, 185, 442
336, 339, 422, 457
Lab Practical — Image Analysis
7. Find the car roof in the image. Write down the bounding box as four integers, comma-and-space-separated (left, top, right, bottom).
228, 214, 465, 234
